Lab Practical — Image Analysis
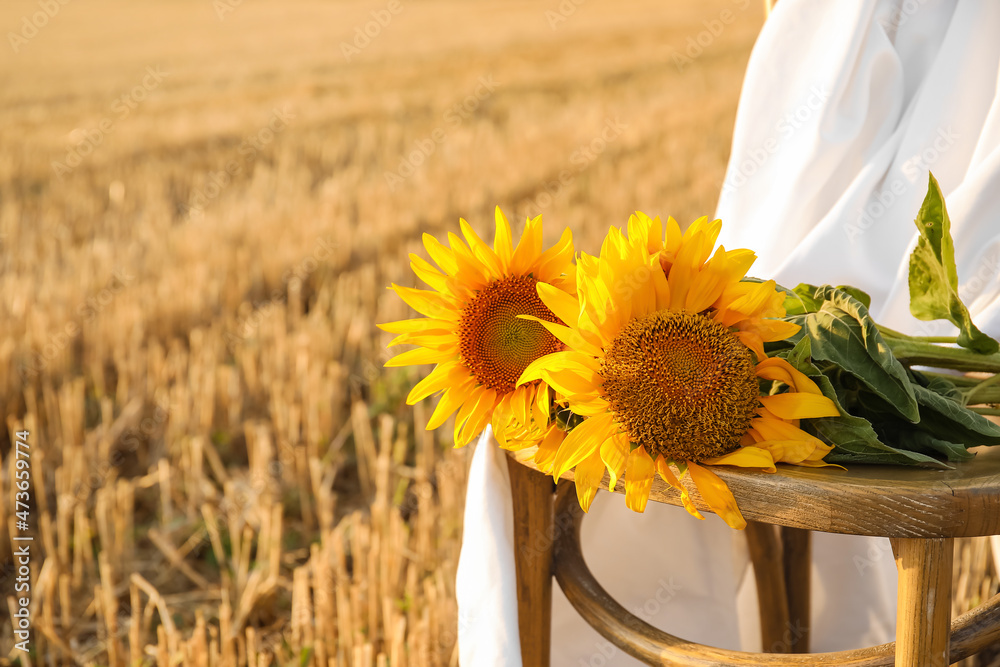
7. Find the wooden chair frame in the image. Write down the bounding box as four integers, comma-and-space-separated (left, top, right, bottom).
506, 450, 1000, 667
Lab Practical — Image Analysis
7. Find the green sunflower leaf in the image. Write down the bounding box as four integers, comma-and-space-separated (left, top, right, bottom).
835, 285, 872, 310
798, 285, 921, 423
893, 429, 974, 462
909, 172, 999, 354
777, 337, 949, 468
782, 283, 822, 315
914, 371, 964, 404
911, 383, 1000, 447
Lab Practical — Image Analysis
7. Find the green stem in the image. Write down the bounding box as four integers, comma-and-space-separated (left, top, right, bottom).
876, 324, 959, 344
887, 339, 1000, 373
919, 371, 980, 387
970, 407, 1000, 416
966, 372, 1000, 406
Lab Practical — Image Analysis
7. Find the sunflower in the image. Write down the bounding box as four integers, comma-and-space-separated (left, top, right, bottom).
518, 213, 840, 529
380, 207, 575, 449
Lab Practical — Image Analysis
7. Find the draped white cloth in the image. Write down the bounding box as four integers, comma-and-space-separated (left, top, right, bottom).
458, 1, 1000, 664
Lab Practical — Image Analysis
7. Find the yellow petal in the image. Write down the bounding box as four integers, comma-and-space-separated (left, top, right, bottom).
452, 385, 486, 435
534, 425, 564, 474
684, 246, 756, 313
454, 386, 494, 446
384, 346, 454, 367
686, 462, 746, 530
409, 253, 451, 292
532, 382, 550, 429
406, 362, 469, 404
511, 214, 543, 276
426, 379, 475, 430
533, 227, 575, 284
748, 416, 832, 463
517, 315, 602, 358
654, 457, 704, 520
538, 367, 602, 400
390, 284, 457, 321
738, 317, 802, 343
518, 350, 599, 387
574, 449, 607, 513
735, 330, 767, 362
386, 331, 456, 349
624, 445, 655, 513
511, 384, 532, 427
536, 282, 580, 327
664, 216, 682, 254
552, 413, 614, 480
423, 233, 458, 275
751, 438, 833, 465
759, 393, 840, 420
494, 206, 514, 272
755, 357, 824, 395
378, 318, 453, 334
599, 433, 628, 492
703, 446, 776, 472
448, 232, 490, 283
666, 234, 705, 310
457, 388, 497, 446
459, 218, 503, 278
719, 280, 785, 321
566, 396, 610, 416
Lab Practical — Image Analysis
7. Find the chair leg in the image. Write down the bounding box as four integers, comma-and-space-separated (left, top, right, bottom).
507, 457, 554, 667
892, 537, 953, 667
781, 527, 811, 653
746, 522, 792, 653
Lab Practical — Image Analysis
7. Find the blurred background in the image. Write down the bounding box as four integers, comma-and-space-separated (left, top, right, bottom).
2, 0, 996, 665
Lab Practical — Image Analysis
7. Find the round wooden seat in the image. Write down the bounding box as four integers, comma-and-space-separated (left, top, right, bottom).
504, 447, 1000, 667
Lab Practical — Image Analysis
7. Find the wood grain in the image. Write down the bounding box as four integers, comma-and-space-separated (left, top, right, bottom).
746, 522, 791, 653
781, 527, 811, 654
893, 538, 953, 667
550, 484, 1000, 666
511, 447, 1000, 537
507, 456, 555, 667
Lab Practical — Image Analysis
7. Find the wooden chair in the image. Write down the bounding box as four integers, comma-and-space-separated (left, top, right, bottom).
505, 447, 1000, 667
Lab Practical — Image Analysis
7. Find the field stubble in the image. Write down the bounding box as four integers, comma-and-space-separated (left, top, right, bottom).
2, 0, 995, 665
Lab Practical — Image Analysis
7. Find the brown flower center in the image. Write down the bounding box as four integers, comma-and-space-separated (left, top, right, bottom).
459, 275, 563, 394
600, 310, 759, 460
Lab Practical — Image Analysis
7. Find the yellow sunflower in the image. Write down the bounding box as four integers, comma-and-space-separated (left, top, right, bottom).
380, 207, 575, 449
518, 213, 840, 529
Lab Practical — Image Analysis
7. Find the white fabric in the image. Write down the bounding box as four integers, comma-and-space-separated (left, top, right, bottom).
458, 1, 1000, 664
456, 429, 523, 666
